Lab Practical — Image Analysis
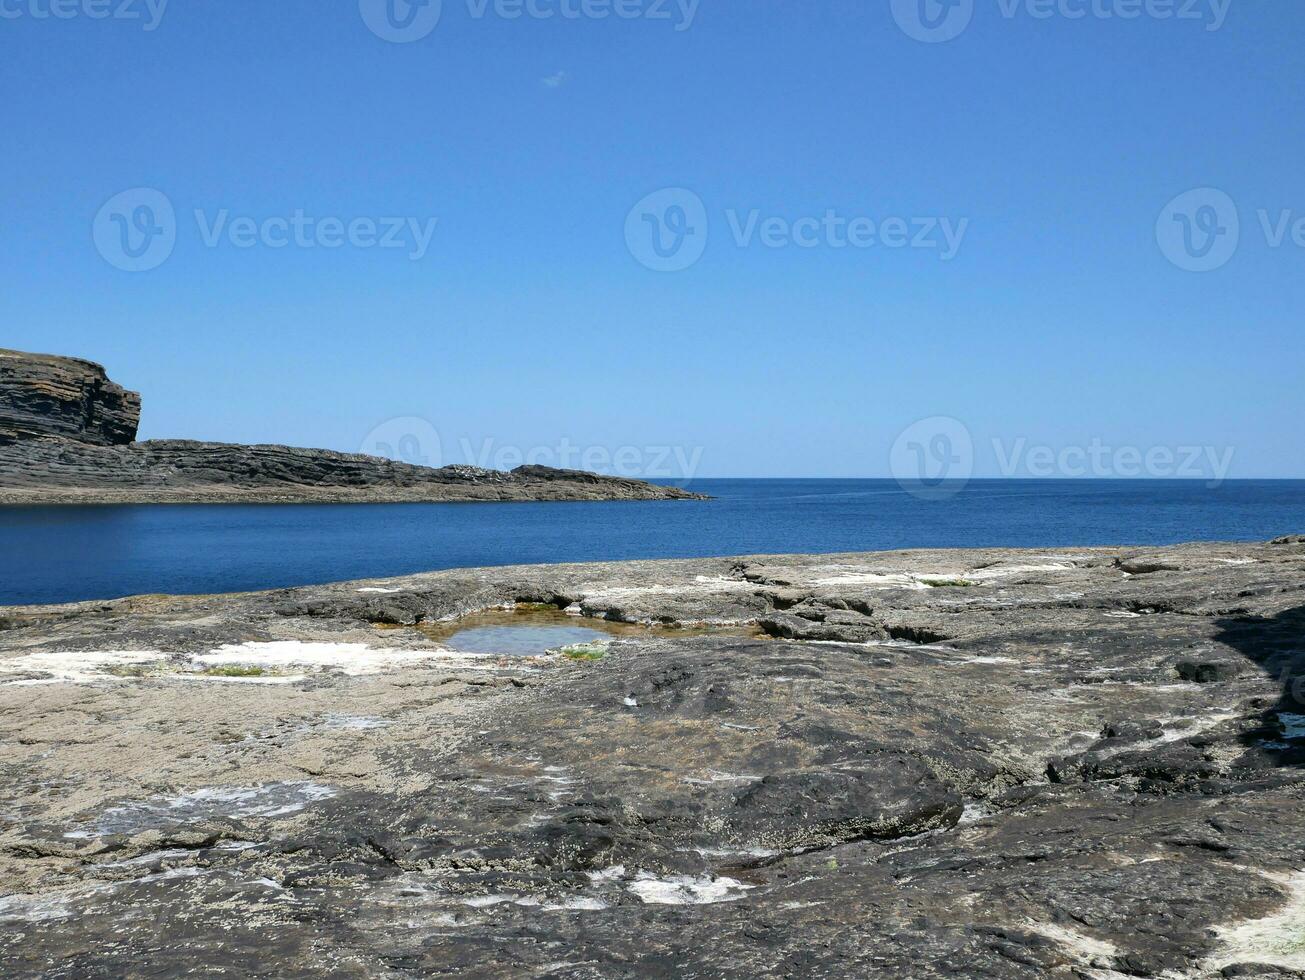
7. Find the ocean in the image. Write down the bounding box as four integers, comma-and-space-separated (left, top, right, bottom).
2, 479, 1302, 606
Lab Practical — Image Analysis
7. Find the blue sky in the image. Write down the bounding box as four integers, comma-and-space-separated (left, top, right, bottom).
2, 0, 1302, 480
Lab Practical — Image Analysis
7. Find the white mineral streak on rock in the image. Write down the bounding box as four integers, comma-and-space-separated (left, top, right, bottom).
64, 783, 338, 839
809, 570, 930, 589
462, 894, 541, 909
544, 896, 609, 911
586, 865, 627, 884
1024, 920, 1123, 969
582, 578, 756, 605
193, 641, 499, 675
173, 673, 308, 685
627, 871, 754, 905
0, 885, 113, 923
966, 563, 1080, 580
0, 649, 169, 685
809, 562, 1077, 591
681, 770, 762, 786
1208, 870, 1305, 972
0, 639, 510, 686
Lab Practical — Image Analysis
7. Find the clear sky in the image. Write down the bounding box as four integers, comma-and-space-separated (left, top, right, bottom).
2, 0, 1302, 481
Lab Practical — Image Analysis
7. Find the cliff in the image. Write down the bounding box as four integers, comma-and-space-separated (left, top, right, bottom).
0, 348, 140, 446
0, 349, 704, 504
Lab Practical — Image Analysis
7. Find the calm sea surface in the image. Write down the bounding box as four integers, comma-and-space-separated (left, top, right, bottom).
2, 479, 1302, 606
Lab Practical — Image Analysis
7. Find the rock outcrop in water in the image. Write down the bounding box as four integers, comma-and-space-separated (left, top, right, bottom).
0, 348, 704, 504
3, 538, 1305, 977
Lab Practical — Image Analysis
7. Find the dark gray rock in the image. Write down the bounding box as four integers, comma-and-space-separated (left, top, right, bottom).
728, 756, 963, 849
4, 540, 1305, 977
0, 349, 705, 504
0, 348, 139, 446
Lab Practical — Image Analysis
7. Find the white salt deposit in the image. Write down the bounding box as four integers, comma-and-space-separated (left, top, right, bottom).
626, 871, 754, 906
192, 641, 497, 675
0, 649, 169, 685
1024, 920, 1122, 967
809, 571, 929, 589
1208, 870, 1305, 972
65, 782, 337, 839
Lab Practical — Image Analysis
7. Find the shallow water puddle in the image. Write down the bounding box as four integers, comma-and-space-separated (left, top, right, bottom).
419, 606, 760, 658
440, 624, 610, 657
1278, 713, 1305, 740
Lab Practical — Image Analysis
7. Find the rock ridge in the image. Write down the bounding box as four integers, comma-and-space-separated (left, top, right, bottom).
0, 349, 705, 504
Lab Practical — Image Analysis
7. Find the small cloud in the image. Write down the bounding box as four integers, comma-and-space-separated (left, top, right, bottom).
541, 70, 567, 89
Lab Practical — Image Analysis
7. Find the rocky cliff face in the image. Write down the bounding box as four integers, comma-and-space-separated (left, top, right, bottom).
0, 349, 140, 446
0, 349, 704, 503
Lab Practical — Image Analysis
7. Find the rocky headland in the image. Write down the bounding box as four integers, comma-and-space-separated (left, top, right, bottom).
3, 538, 1305, 977
0, 348, 704, 504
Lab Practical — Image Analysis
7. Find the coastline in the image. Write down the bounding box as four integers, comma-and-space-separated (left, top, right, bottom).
3, 538, 1305, 974
0, 483, 708, 506
0, 349, 707, 505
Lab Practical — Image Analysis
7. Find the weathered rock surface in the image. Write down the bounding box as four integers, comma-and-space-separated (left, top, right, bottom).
0, 438, 705, 503
0, 348, 140, 446
0, 349, 703, 503
3, 538, 1305, 977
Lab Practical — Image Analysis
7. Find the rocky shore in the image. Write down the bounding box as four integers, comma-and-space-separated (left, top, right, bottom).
3, 538, 1305, 977
0, 349, 704, 504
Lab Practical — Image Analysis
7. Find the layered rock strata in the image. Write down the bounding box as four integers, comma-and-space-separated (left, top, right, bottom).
0, 349, 703, 503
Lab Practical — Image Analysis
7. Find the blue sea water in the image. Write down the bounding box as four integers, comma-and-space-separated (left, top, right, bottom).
1, 479, 1302, 606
